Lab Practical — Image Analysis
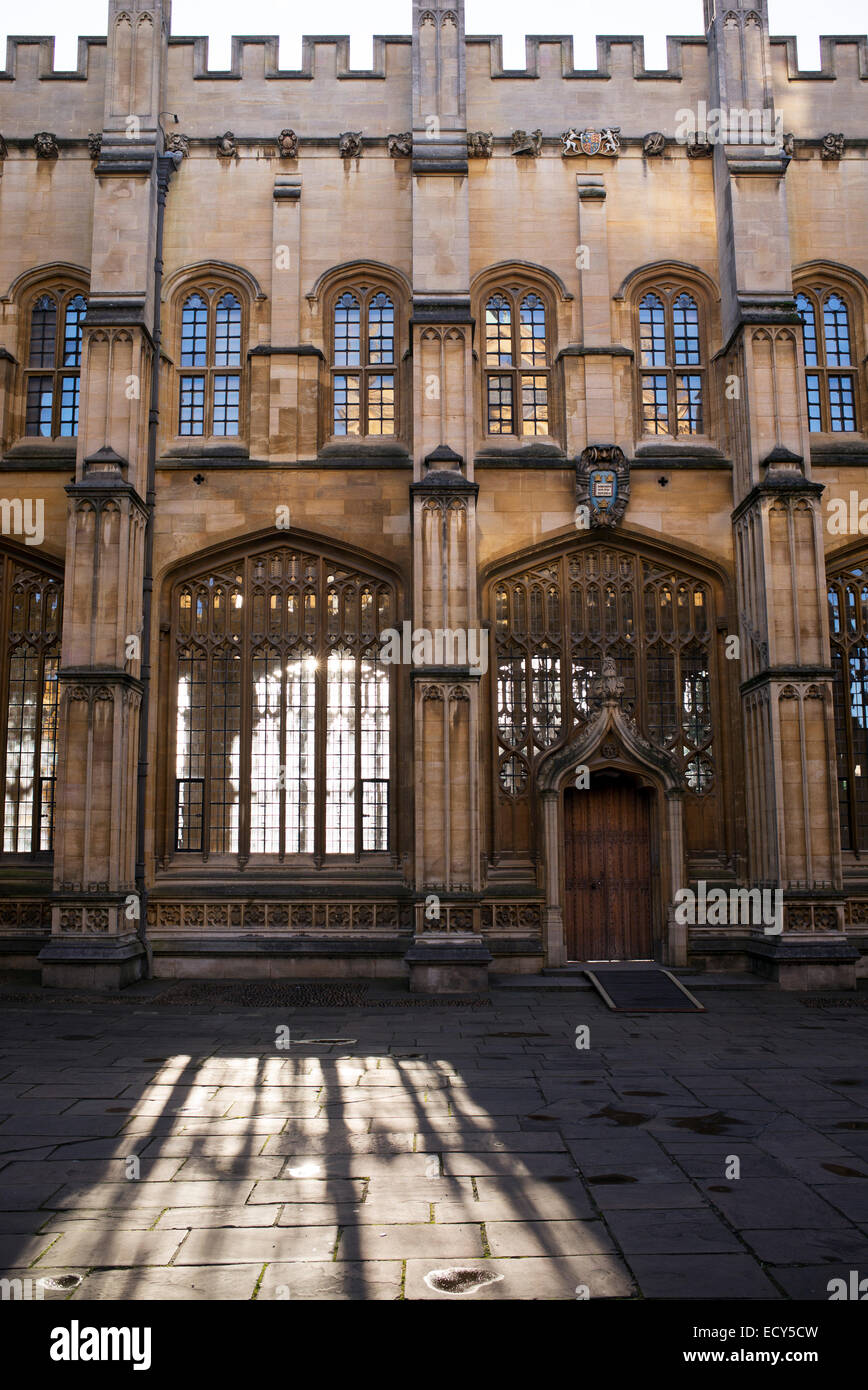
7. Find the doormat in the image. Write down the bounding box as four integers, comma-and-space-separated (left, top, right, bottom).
585, 967, 705, 1012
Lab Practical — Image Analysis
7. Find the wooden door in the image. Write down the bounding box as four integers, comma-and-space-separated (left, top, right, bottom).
563, 778, 653, 961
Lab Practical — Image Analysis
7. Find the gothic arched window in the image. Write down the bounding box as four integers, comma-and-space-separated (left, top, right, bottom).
177, 288, 244, 437
638, 289, 705, 436
483, 289, 550, 436
797, 289, 858, 431
331, 288, 397, 437
492, 546, 715, 801
170, 544, 394, 862
0, 550, 62, 853
24, 290, 87, 437
828, 561, 868, 851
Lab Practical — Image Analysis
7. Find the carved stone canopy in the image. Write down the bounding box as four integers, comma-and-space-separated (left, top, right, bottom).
537, 674, 685, 796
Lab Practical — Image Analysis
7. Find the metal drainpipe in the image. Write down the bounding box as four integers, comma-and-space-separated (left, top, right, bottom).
134, 151, 176, 976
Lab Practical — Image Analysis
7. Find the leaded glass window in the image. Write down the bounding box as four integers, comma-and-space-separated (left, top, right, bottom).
331, 289, 398, 437
177, 289, 243, 437
24, 290, 87, 437
797, 289, 858, 432
493, 547, 715, 797
483, 289, 551, 436
171, 547, 393, 861
828, 563, 868, 852
1, 552, 62, 853
639, 289, 705, 437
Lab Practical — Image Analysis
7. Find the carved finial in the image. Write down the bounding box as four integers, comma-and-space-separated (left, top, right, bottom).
589, 658, 625, 706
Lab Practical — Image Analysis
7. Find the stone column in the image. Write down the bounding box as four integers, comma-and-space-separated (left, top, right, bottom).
403, 1, 489, 991
706, 0, 853, 986
40, 0, 172, 988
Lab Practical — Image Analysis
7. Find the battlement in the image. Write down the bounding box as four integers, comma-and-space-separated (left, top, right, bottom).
0, 26, 866, 144
1, 27, 867, 85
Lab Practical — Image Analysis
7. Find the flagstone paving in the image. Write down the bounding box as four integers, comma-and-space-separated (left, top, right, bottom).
0, 976, 867, 1300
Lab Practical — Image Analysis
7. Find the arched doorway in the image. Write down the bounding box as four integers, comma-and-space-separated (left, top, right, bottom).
564, 772, 654, 961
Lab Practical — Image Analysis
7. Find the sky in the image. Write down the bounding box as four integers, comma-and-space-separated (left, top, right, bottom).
3, 0, 866, 73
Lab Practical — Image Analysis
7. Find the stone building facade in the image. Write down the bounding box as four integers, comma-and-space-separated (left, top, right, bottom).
1, 1, 867, 989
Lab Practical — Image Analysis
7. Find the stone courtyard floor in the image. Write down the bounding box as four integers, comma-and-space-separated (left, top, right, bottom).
1, 973, 868, 1301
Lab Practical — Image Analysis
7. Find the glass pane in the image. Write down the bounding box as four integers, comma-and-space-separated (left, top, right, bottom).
672, 293, 701, 365
360, 655, 390, 850
530, 651, 562, 747
823, 294, 851, 367
333, 375, 360, 435
25, 377, 53, 437
497, 657, 527, 746
3, 650, 38, 851
367, 374, 395, 435
334, 293, 361, 367
326, 649, 356, 853
805, 373, 822, 432
29, 296, 56, 368
642, 374, 668, 433
639, 294, 666, 366
828, 375, 856, 432
212, 374, 240, 435
209, 652, 241, 854
485, 295, 512, 366
368, 293, 395, 365
214, 293, 241, 367
487, 374, 514, 433
59, 375, 80, 436
675, 374, 703, 434
796, 293, 818, 367
179, 376, 205, 435
250, 651, 282, 854
175, 649, 207, 851
63, 295, 87, 367
520, 374, 548, 435
180, 294, 208, 367
519, 294, 546, 366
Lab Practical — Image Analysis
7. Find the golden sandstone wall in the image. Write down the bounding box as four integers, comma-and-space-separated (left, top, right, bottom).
0, 1, 866, 988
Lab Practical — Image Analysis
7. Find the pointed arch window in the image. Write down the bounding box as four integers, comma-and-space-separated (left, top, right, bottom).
828, 562, 868, 852
331, 288, 397, 437
0, 551, 62, 853
170, 545, 394, 862
638, 289, 705, 436
177, 288, 244, 437
483, 289, 550, 436
492, 547, 715, 800
24, 290, 87, 437
796, 289, 858, 431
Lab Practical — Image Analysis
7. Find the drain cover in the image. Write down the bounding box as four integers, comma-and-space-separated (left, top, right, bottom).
38, 1274, 82, 1291
423, 1267, 504, 1296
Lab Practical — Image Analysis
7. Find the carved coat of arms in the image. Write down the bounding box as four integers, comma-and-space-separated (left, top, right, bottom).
562, 127, 621, 157
576, 445, 630, 528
